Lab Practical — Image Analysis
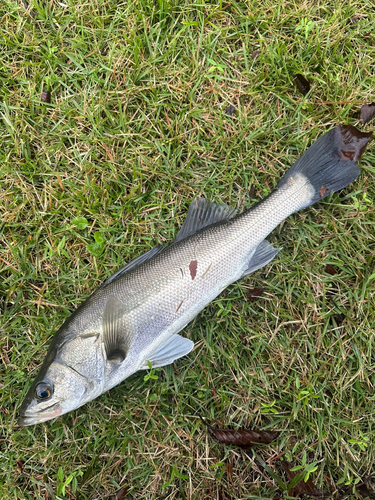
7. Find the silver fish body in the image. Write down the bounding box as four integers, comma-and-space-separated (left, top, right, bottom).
18, 125, 371, 425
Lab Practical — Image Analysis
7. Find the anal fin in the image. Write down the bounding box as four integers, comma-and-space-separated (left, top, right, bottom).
242, 240, 281, 277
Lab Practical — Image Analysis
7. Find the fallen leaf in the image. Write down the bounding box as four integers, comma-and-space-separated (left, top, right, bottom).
355, 478, 375, 499
359, 102, 375, 125
247, 287, 264, 302
41, 90, 51, 103
208, 427, 278, 448
338, 125, 372, 161
281, 462, 323, 497
293, 74, 310, 96
201, 417, 278, 449
109, 487, 128, 500
251, 49, 261, 60
333, 313, 345, 326
224, 104, 236, 116
324, 264, 337, 276
248, 185, 256, 199
339, 476, 375, 499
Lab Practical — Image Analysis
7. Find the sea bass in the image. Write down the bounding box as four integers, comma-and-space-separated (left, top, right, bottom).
18, 125, 372, 426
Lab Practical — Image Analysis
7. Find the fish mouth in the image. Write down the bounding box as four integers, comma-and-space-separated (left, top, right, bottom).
17, 407, 63, 427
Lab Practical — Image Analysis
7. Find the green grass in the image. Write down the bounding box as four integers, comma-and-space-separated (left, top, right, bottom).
1, 0, 375, 498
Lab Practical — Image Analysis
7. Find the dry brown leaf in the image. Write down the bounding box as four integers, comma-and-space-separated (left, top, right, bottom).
224, 104, 236, 116
281, 462, 323, 498
359, 102, 375, 125
203, 418, 278, 449
338, 125, 372, 161
293, 74, 310, 96
109, 486, 129, 500
248, 185, 256, 199
324, 264, 337, 276
247, 287, 264, 302
41, 90, 51, 103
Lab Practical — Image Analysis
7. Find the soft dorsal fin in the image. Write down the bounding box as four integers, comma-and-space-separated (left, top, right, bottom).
242, 239, 281, 277
174, 198, 237, 243
100, 246, 164, 289
141, 334, 194, 369
102, 296, 133, 362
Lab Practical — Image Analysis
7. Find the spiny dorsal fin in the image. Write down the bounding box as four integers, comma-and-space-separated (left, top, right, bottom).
174, 198, 237, 243
102, 296, 133, 362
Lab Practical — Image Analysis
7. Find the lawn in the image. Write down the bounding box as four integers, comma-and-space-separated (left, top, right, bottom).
1, 0, 374, 498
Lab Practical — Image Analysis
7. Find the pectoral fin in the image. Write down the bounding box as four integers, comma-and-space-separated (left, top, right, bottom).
141, 334, 194, 369
103, 296, 133, 362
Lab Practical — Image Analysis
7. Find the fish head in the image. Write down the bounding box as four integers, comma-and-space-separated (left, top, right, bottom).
18, 330, 105, 426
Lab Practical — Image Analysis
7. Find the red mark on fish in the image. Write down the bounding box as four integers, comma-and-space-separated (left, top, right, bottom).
320, 186, 329, 197
189, 260, 198, 280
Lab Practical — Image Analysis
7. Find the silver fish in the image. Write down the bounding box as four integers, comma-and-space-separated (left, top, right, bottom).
18, 125, 372, 426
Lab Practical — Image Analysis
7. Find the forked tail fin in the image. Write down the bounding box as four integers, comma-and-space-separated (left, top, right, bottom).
277, 125, 372, 209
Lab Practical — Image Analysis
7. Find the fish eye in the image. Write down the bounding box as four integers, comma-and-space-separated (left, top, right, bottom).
35, 382, 53, 401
